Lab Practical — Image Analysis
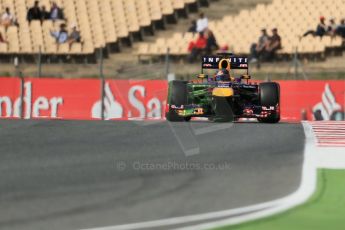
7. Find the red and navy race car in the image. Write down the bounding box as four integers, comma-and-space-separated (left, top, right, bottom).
166, 53, 280, 123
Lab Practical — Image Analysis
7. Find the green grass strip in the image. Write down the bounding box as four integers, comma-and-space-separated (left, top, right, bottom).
217, 169, 345, 230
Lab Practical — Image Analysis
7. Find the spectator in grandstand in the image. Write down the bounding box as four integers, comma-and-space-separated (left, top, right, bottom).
1, 7, 18, 29
27, 1, 42, 23
50, 2, 64, 21
205, 29, 219, 55
301, 16, 328, 39
41, 6, 51, 20
68, 25, 81, 47
50, 23, 68, 44
188, 32, 207, 62
188, 20, 197, 33
328, 17, 338, 37
219, 44, 229, 53
196, 12, 208, 33
263, 28, 282, 61
249, 28, 269, 62
336, 19, 345, 39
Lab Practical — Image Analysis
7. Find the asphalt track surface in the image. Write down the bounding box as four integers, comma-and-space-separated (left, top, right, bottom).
0, 120, 305, 230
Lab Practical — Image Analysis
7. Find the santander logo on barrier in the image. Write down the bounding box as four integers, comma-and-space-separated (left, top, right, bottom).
91, 83, 124, 119
126, 84, 165, 119
0, 81, 64, 119
312, 84, 344, 121
91, 82, 165, 120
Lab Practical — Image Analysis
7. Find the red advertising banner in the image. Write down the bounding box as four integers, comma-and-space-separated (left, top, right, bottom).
0, 78, 21, 118
0, 77, 344, 121
0, 78, 168, 120
279, 81, 345, 121
26, 78, 99, 120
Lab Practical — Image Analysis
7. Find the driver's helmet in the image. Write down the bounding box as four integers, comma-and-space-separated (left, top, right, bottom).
215, 69, 230, 81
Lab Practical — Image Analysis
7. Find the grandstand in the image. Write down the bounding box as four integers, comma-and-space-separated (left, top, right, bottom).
0, 0, 210, 63
0, 0, 344, 80
138, 0, 345, 59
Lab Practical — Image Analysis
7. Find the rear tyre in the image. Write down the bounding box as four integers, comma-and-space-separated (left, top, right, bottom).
166, 80, 190, 122
258, 82, 280, 123
212, 97, 234, 122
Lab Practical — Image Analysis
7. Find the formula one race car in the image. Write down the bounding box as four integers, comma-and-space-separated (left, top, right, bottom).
165, 53, 280, 123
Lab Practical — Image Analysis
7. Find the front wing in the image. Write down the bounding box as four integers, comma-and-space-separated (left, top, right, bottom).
167, 103, 279, 119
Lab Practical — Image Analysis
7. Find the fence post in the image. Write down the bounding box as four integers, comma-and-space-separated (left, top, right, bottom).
165, 47, 170, 80
19, 72, 24, 119
14, 57, 24, 119
37, 46, 42, 78
291, 47, 308, 80
294, 47, 298, 79
99, 48, 105, 121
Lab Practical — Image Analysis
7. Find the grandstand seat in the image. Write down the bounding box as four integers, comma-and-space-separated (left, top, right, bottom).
171, 0, 185, 10
57, 43, 70, 54
111, 0, 130, 38
82, 41, 94, 54
30, 21, 45, 53
160, 0, 174, 15
137, 43, 149, 56
0, 43, 8, 53
135, 0, 152, 27
148, 0, 163, 21
123, 0, 140, 32
70, 43, 82, 54
6, 27, 20, 53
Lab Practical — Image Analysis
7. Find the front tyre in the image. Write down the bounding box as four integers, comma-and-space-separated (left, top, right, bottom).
258, 82, 280, 123
184, 117, 192, 122
166, 80, 190, 122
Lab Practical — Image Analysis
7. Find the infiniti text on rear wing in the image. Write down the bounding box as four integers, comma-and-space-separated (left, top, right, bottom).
201, 56, 249, 70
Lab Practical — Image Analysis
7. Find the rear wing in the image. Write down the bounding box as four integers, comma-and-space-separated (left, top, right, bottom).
201, 55, 249, 73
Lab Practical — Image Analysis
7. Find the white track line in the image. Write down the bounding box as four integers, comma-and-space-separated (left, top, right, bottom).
175, 121, 345, 230
83, 121, 345, 230
82, 122, 316, 230
80, 201, 283, 230
173, 122, 318, 230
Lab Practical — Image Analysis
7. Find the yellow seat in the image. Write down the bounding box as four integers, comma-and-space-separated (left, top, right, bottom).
0, 43, 8, 53
57, 43, 70, 54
